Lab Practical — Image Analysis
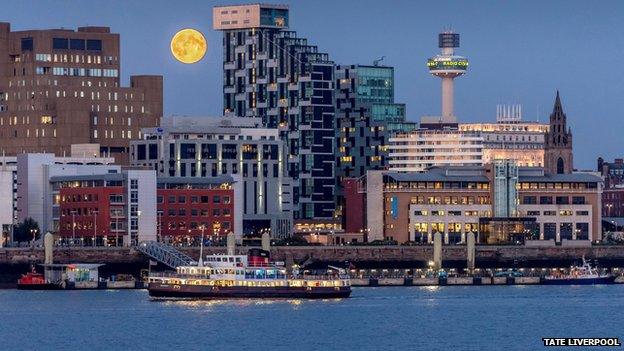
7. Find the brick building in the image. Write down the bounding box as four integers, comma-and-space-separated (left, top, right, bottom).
156, 176, 243, 243
0, 23, 163, 164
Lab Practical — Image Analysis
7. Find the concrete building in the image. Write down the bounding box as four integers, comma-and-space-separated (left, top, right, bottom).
15, 152, 117, 240
213, 4, 336, 221
130, 116, 292, 238
53, 169, 157, 246
387, 129, 483, 172
0, 23, 163, 164
347, 164, 602, 244
459, 105, 549, 167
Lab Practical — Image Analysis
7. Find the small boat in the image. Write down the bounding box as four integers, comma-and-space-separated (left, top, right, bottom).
17, 267, 64, 290
148, 248, 351, 299
543, 257, 616, 285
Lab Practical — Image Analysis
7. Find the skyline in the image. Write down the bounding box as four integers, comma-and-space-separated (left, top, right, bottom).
3, 0, 623, 169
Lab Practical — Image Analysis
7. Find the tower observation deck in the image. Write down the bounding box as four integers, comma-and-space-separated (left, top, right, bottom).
427, 32, 468, 122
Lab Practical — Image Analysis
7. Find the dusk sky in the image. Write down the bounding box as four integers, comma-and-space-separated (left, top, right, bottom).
3, 0, 623, 169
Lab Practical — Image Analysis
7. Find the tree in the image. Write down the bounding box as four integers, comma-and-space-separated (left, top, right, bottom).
13, 217, 41, 243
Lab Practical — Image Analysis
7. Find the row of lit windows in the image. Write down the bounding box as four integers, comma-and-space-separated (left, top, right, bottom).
35, 53, 114, 64
93, 130, 134, 139
410, 195, 490, 205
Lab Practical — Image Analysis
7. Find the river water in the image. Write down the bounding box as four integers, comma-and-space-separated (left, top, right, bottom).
1, 285, 622, 351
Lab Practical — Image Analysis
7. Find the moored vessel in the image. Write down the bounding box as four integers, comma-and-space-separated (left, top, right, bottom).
148, 248, 351, 299
17, 267, 64, 290
543, 257, 615, 285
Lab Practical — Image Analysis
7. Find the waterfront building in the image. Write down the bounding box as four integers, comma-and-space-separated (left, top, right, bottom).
53, 169, 156, 246
0, 23, 163, 164
213, 4, 336, 221
156, 176, 243, 243
544, 91, 573, 174
346, 164, 602, 244
15, 151, 117, 242
130, 116, 292, 238
459, 105, 549, 167
602, 187, 624, 218
0, 157, 17, 244
387, 129, 483, 172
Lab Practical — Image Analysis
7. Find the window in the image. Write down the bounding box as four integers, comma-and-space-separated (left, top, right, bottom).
168, 196, 176, 204
539, 196, 553, 205
178, 196, 186, 204
522, 196, 537, 205
556, 196, 569, 205
544, 223, 556, 240
527, 211, 540, 216
572, 196, 585, 205
21, 37, 34, 51
69, 39, 85, 50
41, 115, 54, 125
157, 196, 163, 204
53, 38, 69, 50
86, 39, 102, 51
213, 196, 221, 204
223, 196, 231, 204
212, 209, 221, 216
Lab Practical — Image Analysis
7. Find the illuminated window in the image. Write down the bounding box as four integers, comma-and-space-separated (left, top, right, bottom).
41, 115, 53, 125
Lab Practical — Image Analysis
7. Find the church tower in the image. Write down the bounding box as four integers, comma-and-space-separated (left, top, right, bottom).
544, 91, 573, 174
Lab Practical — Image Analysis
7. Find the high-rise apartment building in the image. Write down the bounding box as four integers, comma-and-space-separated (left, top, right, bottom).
213, 4, 336, 220
0, 23, 163, 164
335, 64, 416, 179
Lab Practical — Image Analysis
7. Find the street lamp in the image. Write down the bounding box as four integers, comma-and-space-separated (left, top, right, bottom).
198, 224, 205, 267
30, 228, 37, 247
93, 210, 98, 247
71, 210, 77, 247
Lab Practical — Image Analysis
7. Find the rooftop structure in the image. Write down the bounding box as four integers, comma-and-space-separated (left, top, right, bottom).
427, 31, 468, 123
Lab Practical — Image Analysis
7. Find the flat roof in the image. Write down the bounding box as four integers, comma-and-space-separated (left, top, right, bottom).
157, 176, 235, 185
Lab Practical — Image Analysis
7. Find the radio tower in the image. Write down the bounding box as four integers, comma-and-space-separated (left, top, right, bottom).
427, 31, 468, 123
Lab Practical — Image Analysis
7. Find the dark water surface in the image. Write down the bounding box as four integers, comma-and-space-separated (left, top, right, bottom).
1, 286, 622, 351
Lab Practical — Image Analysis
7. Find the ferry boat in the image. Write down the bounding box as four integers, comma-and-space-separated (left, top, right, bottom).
148, 249, 351, 299
543, 257, 616, 285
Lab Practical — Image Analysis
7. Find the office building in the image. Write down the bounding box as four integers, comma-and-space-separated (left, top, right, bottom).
130, 116, 292, 237
0, 23, 163, 164
156, 176, 243, 243
213, 4, 336, 221
53, 169, 156, 246
346, 164, 602, 244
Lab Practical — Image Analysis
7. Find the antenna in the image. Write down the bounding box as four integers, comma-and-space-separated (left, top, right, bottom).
373, 56, 385, 66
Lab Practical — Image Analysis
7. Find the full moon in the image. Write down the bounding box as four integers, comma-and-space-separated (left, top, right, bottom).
170, 28, 207, 64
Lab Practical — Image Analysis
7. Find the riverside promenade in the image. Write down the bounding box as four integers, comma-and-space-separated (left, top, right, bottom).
3, 245, 624, 268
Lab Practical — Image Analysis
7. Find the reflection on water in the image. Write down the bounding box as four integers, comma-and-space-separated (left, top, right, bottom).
156, 297, 342, 310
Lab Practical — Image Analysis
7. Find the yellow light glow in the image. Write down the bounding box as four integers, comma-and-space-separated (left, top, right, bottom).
170, 28, 207, 64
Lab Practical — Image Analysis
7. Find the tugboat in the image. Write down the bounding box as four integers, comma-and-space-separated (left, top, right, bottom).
543, 257, 616, 285
148, 248, 351, 299
17, 266, 63, 290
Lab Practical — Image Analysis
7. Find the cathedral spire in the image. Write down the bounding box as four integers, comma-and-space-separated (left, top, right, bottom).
553, 90, 563, 114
